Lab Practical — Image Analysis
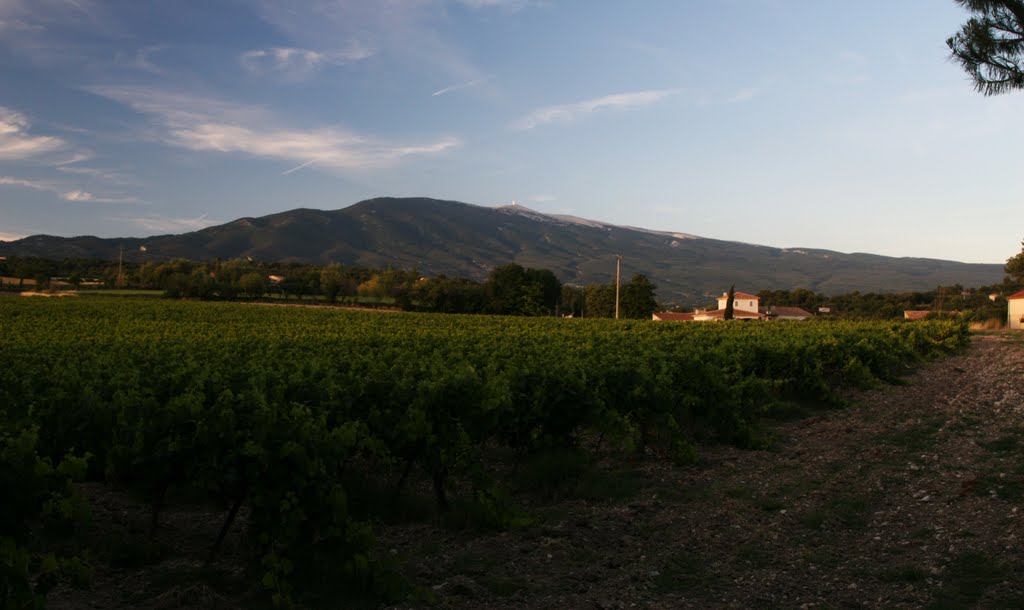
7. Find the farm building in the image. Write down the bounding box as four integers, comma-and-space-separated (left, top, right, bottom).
904, 310, 933, 321
692, 307, 766, 321
653, 290, 811, 322
652, 312, 694, 321
1009, 291, 1024, 330
768, 306, 813, 321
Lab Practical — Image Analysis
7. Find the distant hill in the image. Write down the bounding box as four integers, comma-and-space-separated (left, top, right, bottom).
0, 197, 1005, 305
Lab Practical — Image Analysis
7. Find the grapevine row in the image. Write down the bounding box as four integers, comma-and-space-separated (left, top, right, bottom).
0, 297, 969, 606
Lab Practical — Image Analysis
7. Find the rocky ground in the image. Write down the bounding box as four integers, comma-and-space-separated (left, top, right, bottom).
50, 334, 1024, 609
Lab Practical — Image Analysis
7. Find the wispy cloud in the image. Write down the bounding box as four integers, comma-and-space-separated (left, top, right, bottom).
61, 189, 137, 204
513, 89, 681, 130
432, 76, 489, 97
248, 0, 486, 91
0, 0, 107, 66
56, 165, 133, 184
455, 0, 544, 11
119, 214, 219, 233
280, 159, 316, 175
116, 44, 168, 75
0, 106, 68, 160
241, 44, 373, 82
0, 0, 98, 29
87, 85, 461, 170
0, 176, 55, 191
0, 175, 137, 203
728, 88, 757, 103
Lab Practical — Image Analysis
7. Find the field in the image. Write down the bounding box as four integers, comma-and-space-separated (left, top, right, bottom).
0, 296, 978, 608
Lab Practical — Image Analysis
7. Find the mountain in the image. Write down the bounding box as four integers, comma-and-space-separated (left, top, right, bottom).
0, 197, 1005, 304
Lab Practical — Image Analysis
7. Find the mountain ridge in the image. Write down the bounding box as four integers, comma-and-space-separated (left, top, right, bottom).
0, 197, 1005, 304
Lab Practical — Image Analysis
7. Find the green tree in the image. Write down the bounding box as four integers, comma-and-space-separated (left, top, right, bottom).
948, 0, 1024, 95
584, 283, 616, 318
484, 263, 527, 314
724, 285, 735, 321
523, 268, 561, 314
618, 274, 658, 319
559, 285, 585, 317
320, 263, 346, 303
239, 272, 267, 298
1006, 239, 1024, 285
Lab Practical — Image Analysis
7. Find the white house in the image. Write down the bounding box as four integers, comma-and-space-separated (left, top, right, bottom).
1009, 291, 1024, 330
717, 291, 760, 312
652, 290, 812, 322
690, 291, 766, 321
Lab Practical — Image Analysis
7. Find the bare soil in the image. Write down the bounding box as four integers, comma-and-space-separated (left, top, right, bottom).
50, 334, 1024, 609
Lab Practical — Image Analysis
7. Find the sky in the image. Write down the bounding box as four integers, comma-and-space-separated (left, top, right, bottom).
0, 0, 1021, 264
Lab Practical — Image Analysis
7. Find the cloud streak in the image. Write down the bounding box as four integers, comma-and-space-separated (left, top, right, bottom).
56, 165, 133, 184
241, 44, 373, 81
432, 76, 489, 97
513, 89, 681, 130
0, 175, 137, 203
0, 106, 69, 160
118, 214, 218, 233
456, 0, 543, 11
88, 85, 461, 170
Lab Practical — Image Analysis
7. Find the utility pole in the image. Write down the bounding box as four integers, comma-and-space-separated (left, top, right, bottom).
615, 254, 621, 320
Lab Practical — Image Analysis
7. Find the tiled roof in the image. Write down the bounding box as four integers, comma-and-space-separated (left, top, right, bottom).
697, 308, 766, 320
1008, 290, 1024, 300
771, 307, 812, 317
653, 312, 695, 321
721, 292, 759, 300
903, 310, 932, 320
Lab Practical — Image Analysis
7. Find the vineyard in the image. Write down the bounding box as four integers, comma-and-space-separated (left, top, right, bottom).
0, 296, 970, 607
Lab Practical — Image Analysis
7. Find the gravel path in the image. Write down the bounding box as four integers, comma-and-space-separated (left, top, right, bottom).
397, 335, 1024, 609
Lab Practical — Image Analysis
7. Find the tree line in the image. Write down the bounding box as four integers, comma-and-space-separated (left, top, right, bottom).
6, 240, 1024, 321
0, 256, 661, 319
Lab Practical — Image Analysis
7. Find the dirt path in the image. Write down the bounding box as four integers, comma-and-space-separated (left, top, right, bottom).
393, 335, 1024, 609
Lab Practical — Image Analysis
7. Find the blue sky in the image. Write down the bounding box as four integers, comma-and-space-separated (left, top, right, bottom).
1, 0, 1021, 264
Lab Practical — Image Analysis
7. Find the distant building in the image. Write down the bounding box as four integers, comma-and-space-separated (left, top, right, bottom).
653, 289, 809, 322
1009, 291, 1024, 330
769, 306, 813, 321
904, 310, 933, 321
717, 291, 760, 313
652, 312, 695, 321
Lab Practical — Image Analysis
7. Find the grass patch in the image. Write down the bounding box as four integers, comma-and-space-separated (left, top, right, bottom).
764, 399, 839, 422
736, 540, 774, 569
724, 487, 754, 501
753, 495, 787, 513
108, 537, 172, 568
511, 448, 649, 503
449, 552, 497, 576
883, 416, 946, 453
974, 473, 1024, 501
878, 563, 929, 584
478, 574, 529, 597
651, 549, 713, 594
576, 467, 649, 503
927, 552, 1007, 610
800, 491, 877, 530
979, 431, 1023, 454
82, 289, 164, 297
